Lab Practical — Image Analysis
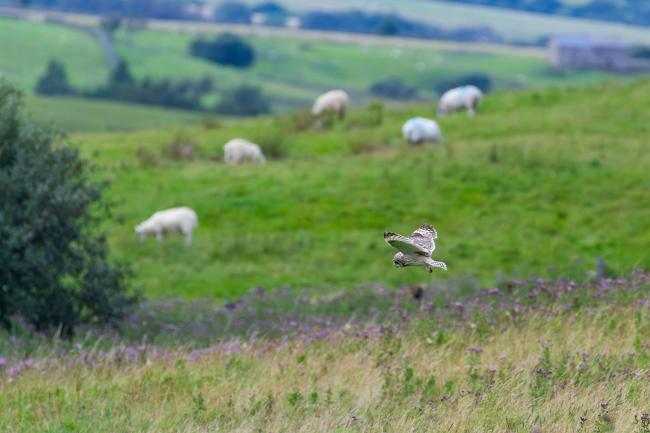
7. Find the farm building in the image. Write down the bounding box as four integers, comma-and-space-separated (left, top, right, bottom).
548, 35, 632, 71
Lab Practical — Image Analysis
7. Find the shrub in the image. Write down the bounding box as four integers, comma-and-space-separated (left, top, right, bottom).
345, 101, 384, 130
346, 130, 378, 155
251, 123, 288, 159
190, 33, 256, 68
165, 132, 198, 160
135, 145, 159, 167
0, 82, 136, 334
35, 60, 75, 96
86, 60, 212, 110
289, 109, 316, 132
370, 77, 417, 100
214, 85, 271, 116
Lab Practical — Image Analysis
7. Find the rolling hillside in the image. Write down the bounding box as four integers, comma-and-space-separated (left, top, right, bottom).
240, 0, 650, 44
0, 15, 622, 132
70, 79, 650, 299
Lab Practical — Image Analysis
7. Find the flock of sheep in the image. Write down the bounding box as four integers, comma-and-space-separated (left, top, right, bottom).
134, 85, 483, 244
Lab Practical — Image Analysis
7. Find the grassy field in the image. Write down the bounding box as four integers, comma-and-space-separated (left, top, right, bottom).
2, 275, 650, 432
0, 16, 620, 132
69, 79, 650, 299
24, 95, 206, 132
245, 0, 650, 44
113, 28, 611, 111
0, 17, 107, 90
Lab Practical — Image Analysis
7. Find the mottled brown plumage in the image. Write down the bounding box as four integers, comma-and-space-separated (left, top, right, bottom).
384, 224, 447, 273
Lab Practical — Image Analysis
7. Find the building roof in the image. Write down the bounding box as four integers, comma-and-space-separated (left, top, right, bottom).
551, 34, 630, 49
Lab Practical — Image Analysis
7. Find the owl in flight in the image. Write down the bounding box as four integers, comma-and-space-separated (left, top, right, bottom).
384, 224, 447, 273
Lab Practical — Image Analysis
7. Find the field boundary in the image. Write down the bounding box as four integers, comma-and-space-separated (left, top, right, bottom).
0, 6, 544, 58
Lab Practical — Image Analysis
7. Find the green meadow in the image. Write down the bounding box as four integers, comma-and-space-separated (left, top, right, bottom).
0, 16, 618, 132
69, 79, 650, 299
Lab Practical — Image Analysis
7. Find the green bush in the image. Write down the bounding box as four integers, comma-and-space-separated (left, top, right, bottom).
190, 33, 256, 69
214, 85, 271, 116
345, 101, 384, 130
0, 82, 136, 334
369, 77, 417, 100
251, 123, 288, 160
35, 60, 75, 96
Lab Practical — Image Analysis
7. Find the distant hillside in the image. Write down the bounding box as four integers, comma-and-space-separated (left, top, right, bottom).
433, 0, 650, 27
1, 16, 620, 132
243, 0, 650, 44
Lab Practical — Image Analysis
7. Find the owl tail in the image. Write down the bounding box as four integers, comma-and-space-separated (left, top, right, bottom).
426, 259, 447, 272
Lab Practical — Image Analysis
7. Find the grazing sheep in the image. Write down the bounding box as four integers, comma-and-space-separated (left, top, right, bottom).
437, 85, 483, 117
312, 89, 349, 119
223, 138, 267, 165
402, 117, 442, 144
135, 207, 198, 245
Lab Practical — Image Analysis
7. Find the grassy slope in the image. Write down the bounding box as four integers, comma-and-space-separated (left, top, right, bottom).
247, 0, 650, 43
1, 17, 614, 132
0, 17, 107, 90
114, 28, 611, 111
3, 306, 649, 432
74, 79, 650, 299
24, 95, 206, 132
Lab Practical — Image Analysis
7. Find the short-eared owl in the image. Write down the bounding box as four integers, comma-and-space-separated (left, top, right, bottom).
384, 224, 447, 273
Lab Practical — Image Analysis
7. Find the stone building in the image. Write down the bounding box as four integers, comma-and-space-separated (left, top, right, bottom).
549, 35, 632, 71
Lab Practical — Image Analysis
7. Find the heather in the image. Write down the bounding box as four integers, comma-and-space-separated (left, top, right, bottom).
1, 271, 650, 432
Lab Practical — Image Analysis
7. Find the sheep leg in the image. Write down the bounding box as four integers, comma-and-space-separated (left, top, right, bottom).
184, 231, 192, 246
155, 231, 163, 241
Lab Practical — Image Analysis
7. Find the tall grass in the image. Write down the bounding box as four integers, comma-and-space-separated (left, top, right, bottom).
2, 289, 649, 432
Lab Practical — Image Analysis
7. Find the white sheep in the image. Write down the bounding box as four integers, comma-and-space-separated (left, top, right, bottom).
312, 89, 349, 119
223, 138, 267, 165
437, 85, 483, 117
135, 207, 198, 245
402, 117, 442, 144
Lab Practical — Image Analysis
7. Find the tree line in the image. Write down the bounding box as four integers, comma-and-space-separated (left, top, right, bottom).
35, 33, 271, 116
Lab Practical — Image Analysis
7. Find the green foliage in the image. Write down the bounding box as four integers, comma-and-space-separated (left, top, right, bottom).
369, 77, 417, 100
215, 85, 271, 116
86, 60, 212, 111
530, 346, 553, 400
164, 132, 198, 161
190, 33, 256, 69
250, 122, 288, 159
35, 60, 75, 96
0, 82, 135, 333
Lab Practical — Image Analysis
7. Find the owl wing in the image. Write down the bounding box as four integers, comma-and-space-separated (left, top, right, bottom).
409, 224, 437, 255
384, 230, 429, 256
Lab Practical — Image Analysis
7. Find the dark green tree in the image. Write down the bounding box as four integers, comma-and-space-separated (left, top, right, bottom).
190, 33, 256, 68
370, 77, 417, 100
35, 60, 75, 96
0, 82, 136, 334
214, 85, 270, 116
109, 59, 135, 87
